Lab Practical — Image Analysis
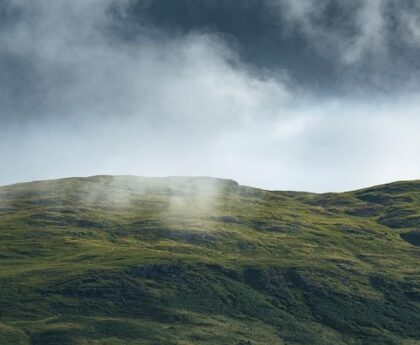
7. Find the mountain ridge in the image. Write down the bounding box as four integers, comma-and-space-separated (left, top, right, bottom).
3, 174, 420, 194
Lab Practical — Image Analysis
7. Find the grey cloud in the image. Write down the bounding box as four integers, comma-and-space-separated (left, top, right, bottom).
1, 0, 420, 192
122, 0, 420, 94
342, 0, 387, 64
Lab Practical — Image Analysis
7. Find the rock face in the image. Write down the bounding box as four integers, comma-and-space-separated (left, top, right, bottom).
0, 175, 419, 345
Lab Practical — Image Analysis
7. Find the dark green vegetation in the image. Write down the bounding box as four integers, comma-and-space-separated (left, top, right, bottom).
0, 176, 419, 345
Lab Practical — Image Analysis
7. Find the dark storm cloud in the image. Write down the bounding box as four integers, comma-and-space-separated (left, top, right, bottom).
0, 0, 420, 192
121, 0, 420, 94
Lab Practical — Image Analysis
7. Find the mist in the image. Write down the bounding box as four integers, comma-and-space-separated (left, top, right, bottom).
1, 0, 420, 192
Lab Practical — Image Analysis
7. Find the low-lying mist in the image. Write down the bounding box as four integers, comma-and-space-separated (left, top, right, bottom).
0, 175, 241, 239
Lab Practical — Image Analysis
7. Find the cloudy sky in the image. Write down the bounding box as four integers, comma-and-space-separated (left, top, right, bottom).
1, 0, 420, 192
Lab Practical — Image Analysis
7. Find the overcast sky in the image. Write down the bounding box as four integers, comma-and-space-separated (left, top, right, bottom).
1, 0, 420, 192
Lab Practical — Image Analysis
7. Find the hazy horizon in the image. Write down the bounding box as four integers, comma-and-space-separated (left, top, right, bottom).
1, 0, 420, 192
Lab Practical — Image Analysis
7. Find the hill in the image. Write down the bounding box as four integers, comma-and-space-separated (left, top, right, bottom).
0, 175, 419, 345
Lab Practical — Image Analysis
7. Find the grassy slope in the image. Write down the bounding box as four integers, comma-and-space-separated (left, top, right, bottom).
0, 175, 419, 345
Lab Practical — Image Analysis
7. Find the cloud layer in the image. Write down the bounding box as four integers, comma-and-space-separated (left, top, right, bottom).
0, 0, 420, 192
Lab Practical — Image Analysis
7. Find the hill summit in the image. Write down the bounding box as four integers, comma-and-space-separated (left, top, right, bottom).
0, 175, 419, 345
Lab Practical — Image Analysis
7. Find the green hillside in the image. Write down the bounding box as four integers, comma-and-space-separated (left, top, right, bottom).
0, 176, 419, 345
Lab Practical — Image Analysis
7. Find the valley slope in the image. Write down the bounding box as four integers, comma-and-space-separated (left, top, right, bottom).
0, 176, 419, 345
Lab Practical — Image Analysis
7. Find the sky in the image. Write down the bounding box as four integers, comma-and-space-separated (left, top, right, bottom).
1, 0, 420, 192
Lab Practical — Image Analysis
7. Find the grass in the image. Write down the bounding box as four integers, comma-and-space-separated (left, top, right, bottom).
0, 175, 419, 344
